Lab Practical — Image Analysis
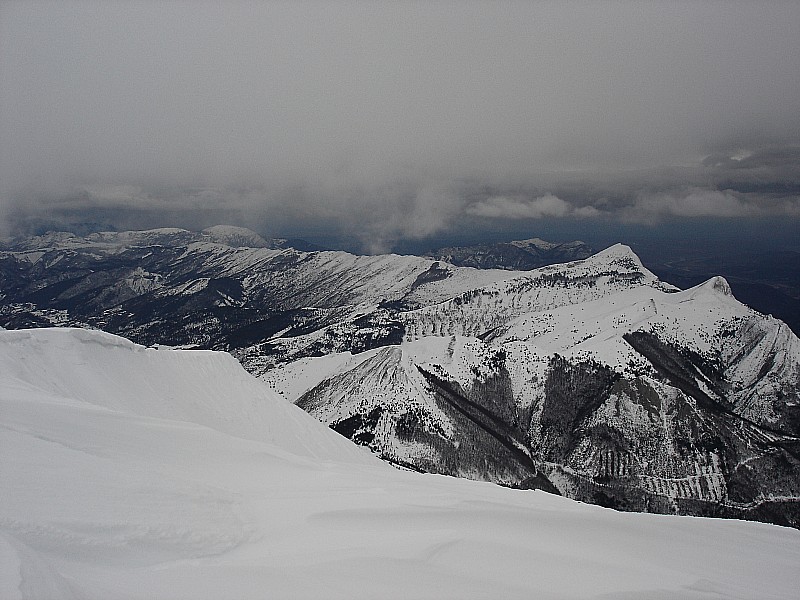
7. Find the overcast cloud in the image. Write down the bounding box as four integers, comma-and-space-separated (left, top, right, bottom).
1, 1, 799, 250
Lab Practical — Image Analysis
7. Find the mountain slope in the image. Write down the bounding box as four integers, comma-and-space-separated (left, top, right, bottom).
2, 327, 799, 599
0, 228, 518, 349
2, 228, 799, 527
281, 251, 800, 526
0, 327, 371, 463
427, 237, 593, 270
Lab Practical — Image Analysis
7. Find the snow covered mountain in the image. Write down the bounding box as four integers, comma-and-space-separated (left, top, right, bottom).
2, 327, 799, 599
1, 228, 799, 527
273, 246, 800, 527
0, 227, 518, 347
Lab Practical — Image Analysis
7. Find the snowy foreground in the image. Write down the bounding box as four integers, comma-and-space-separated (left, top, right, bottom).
2, 329, 799, 600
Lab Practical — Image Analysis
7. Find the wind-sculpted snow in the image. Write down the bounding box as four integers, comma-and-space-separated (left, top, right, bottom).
0, 328, 372, 463
2, 327, 800, 600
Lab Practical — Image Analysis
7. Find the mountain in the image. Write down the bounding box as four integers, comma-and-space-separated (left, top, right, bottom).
0, 228, 520, 348
640, 245, 800, 337
1, 225, 320, 253
1, 228, 799, 528
277, 246, 800, 527
2, 327, 799, 599
427, 237, 594, 270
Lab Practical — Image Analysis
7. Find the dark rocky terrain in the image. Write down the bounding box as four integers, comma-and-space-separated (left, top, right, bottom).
427, 238, 594, 270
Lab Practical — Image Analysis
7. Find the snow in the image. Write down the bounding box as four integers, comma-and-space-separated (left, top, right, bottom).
239, 244, 800, 517
511, 237, 559, 250
263, 349, 384, 401
172, 277, 211, 295
87, 228, 198, 247
0, 328, 370, 462
201, 225, 271, 248
2, 327, 799, 599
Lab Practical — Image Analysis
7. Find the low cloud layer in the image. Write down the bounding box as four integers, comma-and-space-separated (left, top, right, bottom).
466, 194, 599, 220
1, 2, 799, 250
625, 189, 758, 223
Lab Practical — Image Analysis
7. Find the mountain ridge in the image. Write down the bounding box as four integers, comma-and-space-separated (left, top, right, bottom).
1, 228, 799, 527
426, 237, 594, 270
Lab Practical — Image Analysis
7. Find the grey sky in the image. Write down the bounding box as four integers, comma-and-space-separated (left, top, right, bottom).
1, 1, 799, 250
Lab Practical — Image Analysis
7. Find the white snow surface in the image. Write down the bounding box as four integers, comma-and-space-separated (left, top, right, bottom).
2, 328, 799, 600
201, 225, 271, 248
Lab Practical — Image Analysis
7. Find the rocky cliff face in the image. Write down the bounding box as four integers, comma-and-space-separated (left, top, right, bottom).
2, 228, 799, 527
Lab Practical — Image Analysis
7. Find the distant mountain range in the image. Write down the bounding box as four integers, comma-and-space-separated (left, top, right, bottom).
1, 227, 798, 528
426, 238, 594, 270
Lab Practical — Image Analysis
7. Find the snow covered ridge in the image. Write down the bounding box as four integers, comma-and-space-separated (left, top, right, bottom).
1, 228, 800, 528
0, 327, 371, 462
2, 327, 800, 599
263, 249, 800, 528
2, 226, 275, 251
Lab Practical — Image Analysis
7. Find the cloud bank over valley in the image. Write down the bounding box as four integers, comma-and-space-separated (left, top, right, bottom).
1, 2, 798, 251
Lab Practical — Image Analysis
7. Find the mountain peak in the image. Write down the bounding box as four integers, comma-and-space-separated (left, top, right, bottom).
588, 243, 645, 270
594, 242, 635, 257
687, 275, 734, 298
201, 225, 271, 248
706, 275, 733, 296
510, 237, 557, 250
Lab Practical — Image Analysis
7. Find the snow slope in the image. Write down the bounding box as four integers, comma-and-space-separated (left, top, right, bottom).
0, 328, 372, 462
2, 328, 799, 599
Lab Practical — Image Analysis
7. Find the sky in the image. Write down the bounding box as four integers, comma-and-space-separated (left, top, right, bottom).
1, 1, 799, 253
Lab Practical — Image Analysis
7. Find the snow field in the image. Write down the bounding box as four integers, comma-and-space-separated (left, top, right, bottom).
2, 328, 799, 599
